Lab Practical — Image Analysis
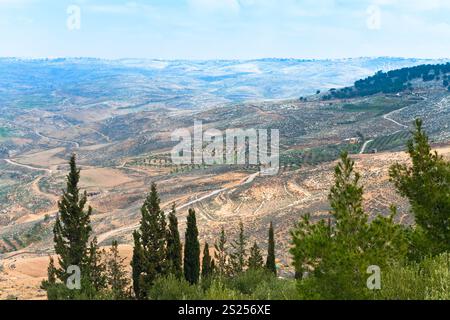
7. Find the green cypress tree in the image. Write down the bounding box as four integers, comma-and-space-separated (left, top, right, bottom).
247, 242, 264, 270
214, 227, 229, 276
105, 240, 130, 300
85, 238, 107, 294
201, 242, 213, 279
184, 208, 200, 284
131, 183, 168, 298
41, 256, 57, 296
390, 118, 450, 257
47, 256, 57, 285
265, 222, 277, 275
330, 151, 367, 241
52, 154, 94, 283
230, 221, 247, 275
131, 230, 144, 299
166, 203, 183, 278
183, 209, 200, 284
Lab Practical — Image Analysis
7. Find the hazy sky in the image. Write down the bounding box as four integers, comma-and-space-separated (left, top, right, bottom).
1, 0, 450, 59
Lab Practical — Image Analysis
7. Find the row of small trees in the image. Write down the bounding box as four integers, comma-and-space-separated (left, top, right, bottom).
130, 183, 277, 299
41, 157, 277, 299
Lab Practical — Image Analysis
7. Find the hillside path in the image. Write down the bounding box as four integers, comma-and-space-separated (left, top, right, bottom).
96, 172, 260, 243
359, 139, 374, 154
3, 159, 52, 174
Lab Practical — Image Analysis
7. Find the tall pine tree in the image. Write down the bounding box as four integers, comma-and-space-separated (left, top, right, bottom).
265, 222, 276, 275
201, 242, 213, 279
51, 154, 95, 283
248, 242, 264, 270
390, 118, 450, 256
42, 155, 107, 299
131, 231, 144, 299
214, 227, 229, 276
230, 221, 247, 275
105, 240, 130, 300
184, 209, 200, 284
131, 183, 167, 299
166, 203, 183, 278
41, 256, 57, 297
86, 238, 107, 293
290, 152, 407, 299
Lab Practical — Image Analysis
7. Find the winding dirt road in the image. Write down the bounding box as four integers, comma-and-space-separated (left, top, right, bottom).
359, 139, 374, 154
383, 107, 409, 129
96, 172, 260, 243
35, 131, 80, 149
3, 159, 52, 174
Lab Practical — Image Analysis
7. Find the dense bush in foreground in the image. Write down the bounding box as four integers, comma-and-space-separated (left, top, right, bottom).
375, 253, 450, 300
149, 270, 299, 300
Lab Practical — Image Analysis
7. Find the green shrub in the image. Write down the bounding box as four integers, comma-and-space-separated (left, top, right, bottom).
203, 280, 246, 300
374, 263, 425, 300
148, 275, 202, 300
227, 269, 274, 295
376, 253, 450, 300
422, 253, 450, 300
45, 280, 115, 300
252, 278, 299, 300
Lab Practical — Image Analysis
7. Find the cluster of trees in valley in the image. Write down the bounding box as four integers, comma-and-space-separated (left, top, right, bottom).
40, 119, 449, 300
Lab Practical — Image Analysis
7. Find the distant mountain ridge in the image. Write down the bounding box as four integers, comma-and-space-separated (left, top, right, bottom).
1, 57, 449, 110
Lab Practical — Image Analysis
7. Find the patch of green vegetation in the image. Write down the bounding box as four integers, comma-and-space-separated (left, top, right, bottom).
2, 236, 17, 252
13, 94, 63, 110
0, 127, 12, 138
375, 253, 450, 300
12, 234, 25, 247
0, 220, 50, 254
23, 220, 50, 244
341, 96, 409, 116
148, 270, 299, 300
281, 142, 361, 167
0, 185, 14, 211
324, 63, 450, 99
342, 102, 398, 115
366, 131, 412, 152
